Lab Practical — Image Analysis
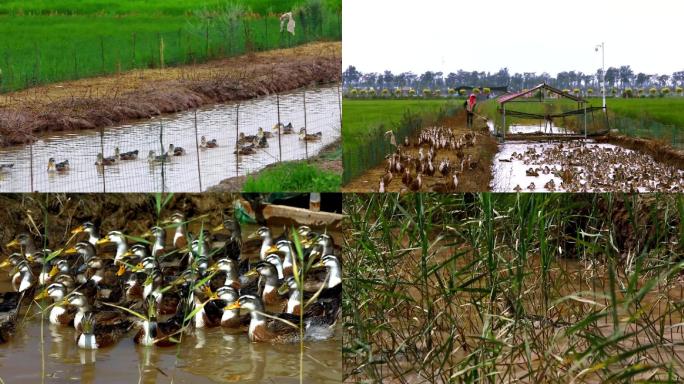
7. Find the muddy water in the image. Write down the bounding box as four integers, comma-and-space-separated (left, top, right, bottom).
487, 121, 570, 135
490, 141, 624, 192
491, 140, 684, 192
0, 85, 341, 193
0, 224, 343, 383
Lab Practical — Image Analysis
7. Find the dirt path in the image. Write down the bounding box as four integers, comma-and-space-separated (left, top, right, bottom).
0, 42, 341, 147
208, 138, 341, 191
342, 112, 497, 192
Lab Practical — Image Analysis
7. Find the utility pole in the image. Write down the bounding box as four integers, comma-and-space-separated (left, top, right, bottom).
595, 42, 606, 110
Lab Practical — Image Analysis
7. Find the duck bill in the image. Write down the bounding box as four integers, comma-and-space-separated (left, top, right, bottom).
140, 231, 152, 238
49, 265, 60, 278
247, 231, 260, 240
95, 237, 110, 245
34, 290, 49, 301
265, 244, 279, 254
116, 264, 127, 276
243, 269, 259, 278
0, 259, 10, 268
70, 226, 85, 235
133, 263, 144, 272
225, 301, 241, 310
202, 286, 218, 300
277, 282, 290, 295
311, 261, 325, 269
63, 247, 78, 255
211, 223, 225, 232
5, 239, 19, 248
300, 239, 312, 248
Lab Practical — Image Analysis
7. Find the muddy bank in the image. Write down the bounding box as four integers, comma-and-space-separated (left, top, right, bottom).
0, 42, 341, 147
208, 138, 342, 192
343, 111, 496, 192
595, 134, 684, 170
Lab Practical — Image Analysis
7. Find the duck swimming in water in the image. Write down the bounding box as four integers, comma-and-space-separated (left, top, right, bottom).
48, 158, 70, 173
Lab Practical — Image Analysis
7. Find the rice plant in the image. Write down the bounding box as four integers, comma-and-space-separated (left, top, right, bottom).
343, 193, 684, 383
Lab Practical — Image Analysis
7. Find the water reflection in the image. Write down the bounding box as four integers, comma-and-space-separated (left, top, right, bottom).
0, 85, 341, 192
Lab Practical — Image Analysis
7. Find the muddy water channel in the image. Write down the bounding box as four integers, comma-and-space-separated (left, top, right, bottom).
0, 85, 341, 193
0, 224, 342, 383
490, 127, 684, 192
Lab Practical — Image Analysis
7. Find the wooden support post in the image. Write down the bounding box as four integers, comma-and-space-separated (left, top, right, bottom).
583, 104, 587, 139
502, 105, 506, 142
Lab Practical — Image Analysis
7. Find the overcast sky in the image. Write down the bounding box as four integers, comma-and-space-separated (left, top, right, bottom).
343, 0, 684, 76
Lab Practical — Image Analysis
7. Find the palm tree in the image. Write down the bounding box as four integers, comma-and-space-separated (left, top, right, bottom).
676, 87, 683, 97
422, 88, 432, 97
483, 87, 491, 95
472, 87, 481, 95
573, 88, 580, 97
637, 88, 644, 97
661, 87, 671, 96
448, 88, 456, 97
562, 89, 570, 94
349, 89, 358, 97
649, 87, 657, 97
394, 88, 402, 97
433, 89, 441, 97
381, 88, 390, 97
459, 89, 466, 96
623, 88, 633, 98
408, 88, 416, 97
587, 88, 594, 96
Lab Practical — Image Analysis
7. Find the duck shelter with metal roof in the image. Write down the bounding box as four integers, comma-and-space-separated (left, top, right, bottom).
494, 83, 607, 141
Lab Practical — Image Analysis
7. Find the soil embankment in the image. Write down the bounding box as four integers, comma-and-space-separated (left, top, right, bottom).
595, 134, 684, 170
343, 111, 497, 192
0, 42, 341, 147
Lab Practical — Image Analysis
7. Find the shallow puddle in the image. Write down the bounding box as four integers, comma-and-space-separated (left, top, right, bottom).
0, 85, 341, 193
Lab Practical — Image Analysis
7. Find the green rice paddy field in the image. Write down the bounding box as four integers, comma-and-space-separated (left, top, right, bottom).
0, 0, 341, 92
343, 99, 458, 148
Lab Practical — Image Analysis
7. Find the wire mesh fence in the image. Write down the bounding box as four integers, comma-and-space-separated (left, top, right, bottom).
611, 115, 682, 149
342, 104, 461, 185
0, 11, 342, 93
0, 84, 341, 192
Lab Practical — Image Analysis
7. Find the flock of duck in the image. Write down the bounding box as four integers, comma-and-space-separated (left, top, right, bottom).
378, 127, 480, 192
498, 141, 684, 192
0, 215, 341, 349
19, 122, 324, 173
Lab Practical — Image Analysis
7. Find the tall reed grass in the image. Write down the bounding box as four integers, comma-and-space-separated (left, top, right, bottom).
344, 193, 684, 383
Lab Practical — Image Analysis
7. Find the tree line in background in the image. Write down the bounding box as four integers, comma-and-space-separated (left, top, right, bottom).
343, 65, 684, 96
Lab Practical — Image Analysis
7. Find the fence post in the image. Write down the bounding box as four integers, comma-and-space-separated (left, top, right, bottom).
159, 34, 165, 69
160, 120, 165, 193
337, 83, 343, 128
132, 32, 137, 67
29, 142, 34, 192
100, 126, 106, 193
264, 17, 268, 51
235, 104, 240, 177
303, 89, 308, 160
205, 24, 210, 59
194, 110, 202, 192
277, 93, 282, 162
100, 36, 105, 74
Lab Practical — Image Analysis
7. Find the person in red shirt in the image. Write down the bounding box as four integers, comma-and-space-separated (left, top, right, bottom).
466, 93, 477, 128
